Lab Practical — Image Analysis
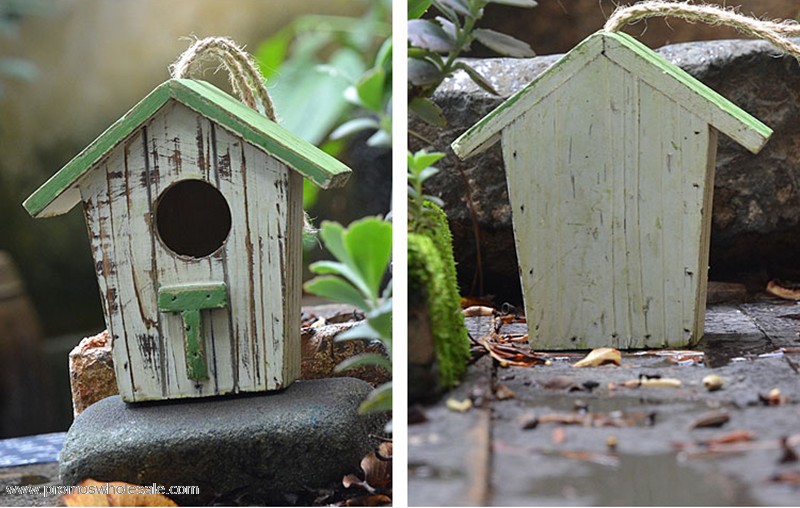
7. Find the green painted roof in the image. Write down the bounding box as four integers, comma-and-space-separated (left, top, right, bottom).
452, 30, 772, 159
24, 79, 352, 218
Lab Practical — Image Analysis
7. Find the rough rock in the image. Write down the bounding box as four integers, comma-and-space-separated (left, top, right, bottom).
410, 38, 800, 302
300, 322, 390, 386
59, 378, 386, 505
66, 308, 390, 414
68, 330, 117, 417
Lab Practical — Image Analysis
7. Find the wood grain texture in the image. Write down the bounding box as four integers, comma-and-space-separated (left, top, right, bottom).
24, 79, 351, 219
78, 100, 301, 401
453, 30, 771, 159
501, 53, 719, 349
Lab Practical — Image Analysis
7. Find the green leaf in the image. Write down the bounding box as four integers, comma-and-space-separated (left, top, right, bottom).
303, 276, 370, 311
439, 0, 471, 17
359, 382, 392, 413
408, 19, 456, 52
254, 29, 291, 79
473, 28, 535, 57
355, 67, 387, 112
408, 150, 446, 172
419, 166, 440, 182
488, 0, 537, 7
408, 58, 443, 87
343, 218, 392, 299
318, 221, 354, 268
336, 321, 384, 342
267, 46, 365, 144
409, 0, 432, 19
367, 129, 392, 148
302, 178, 319, 210
308, 260, 372, 300
334, 352, 391, 373
329, 117, 380, 140
409, 97, 447, 127
455, 61, 499, 95
366, 306, 392, 343
374, 37, 392, 71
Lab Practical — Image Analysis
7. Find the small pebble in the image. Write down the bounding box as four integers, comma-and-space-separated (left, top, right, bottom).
702, 374, 724, 392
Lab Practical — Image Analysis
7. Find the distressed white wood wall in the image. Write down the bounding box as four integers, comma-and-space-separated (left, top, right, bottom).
501, 56, 716, 350
79, 100, 301, 401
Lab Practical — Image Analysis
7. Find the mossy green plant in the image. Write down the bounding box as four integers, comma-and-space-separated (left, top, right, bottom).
408, 202, 470, 389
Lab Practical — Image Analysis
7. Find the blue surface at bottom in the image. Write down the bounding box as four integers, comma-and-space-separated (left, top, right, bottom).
0, 432, 65, 467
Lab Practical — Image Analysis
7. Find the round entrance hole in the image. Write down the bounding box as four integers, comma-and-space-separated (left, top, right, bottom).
155, 179, 232, 258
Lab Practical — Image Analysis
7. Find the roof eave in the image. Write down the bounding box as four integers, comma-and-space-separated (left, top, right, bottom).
24, 79, 352, 218
452, 32, 606, 160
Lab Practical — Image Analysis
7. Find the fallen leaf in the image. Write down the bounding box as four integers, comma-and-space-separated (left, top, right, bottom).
518, 413, 539, 430
779, 436, 798, 464
572, 348, 621, 368
766, 279, 800, 300
702, 374, 724, 392
541, 375, 582, 391
640, 378, 682, 388
343, 494, 393, 506
63, 479, 177, 507
463, 305, 495, 317
362, 442, 392, 490
495, 384, 515, 400
689, 410, 730, 429
770, 471, 800, 485
473, 333, 548, 367
703, 429, 755, 447
552, 427, 566, 445
556, 450, 620, 467
759, 388, 790, 405
446, 398, 473, 413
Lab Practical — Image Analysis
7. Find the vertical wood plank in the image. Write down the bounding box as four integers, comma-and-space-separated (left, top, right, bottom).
508, 55, 711, 349
146, 102, 226, 399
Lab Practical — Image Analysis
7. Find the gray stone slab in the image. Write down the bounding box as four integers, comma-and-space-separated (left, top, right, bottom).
412, 303, 800, 506
60, 378, 386, 505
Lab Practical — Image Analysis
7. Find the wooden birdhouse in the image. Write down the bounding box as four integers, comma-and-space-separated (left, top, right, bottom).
24, 79, 351, 401
452, 31, 773, 350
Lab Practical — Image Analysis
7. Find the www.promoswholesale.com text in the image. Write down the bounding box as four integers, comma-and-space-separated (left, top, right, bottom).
5, 483, 199, 498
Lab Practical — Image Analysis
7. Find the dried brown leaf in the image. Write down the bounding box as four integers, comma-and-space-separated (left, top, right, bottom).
640, 378, 682, 388
541, 375, 581, 391
573, 348, 621, 368
63, 479, 177, 507
344, 494, 393, 506
770, 471, 800, 485
361, 442, 392, 490
446, 398, 473, 412
766, 279, 800, 300
495, 384, 515, 400
703, 429, 755, 446
463, 305, 495, 317
689, 410, 730, 429
759, 388, 790, 405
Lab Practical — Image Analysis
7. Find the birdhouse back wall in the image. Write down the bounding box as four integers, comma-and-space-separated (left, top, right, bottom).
77, 100, 303, 402
503, 56, 715, 350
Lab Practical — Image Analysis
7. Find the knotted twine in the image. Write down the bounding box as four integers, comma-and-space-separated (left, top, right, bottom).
604, 1, 800, 61
170, 37, 317, 234
170, 36, 276, 121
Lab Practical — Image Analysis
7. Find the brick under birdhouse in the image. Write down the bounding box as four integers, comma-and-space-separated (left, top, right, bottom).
24, 79, 351, 402
452, 31, 773, 350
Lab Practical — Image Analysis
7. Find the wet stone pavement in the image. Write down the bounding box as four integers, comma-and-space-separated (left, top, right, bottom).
408, 297, 800, 506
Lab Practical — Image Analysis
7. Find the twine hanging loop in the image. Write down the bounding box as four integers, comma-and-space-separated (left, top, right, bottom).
604, 1, 800, 61
170, 36, 276, 122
